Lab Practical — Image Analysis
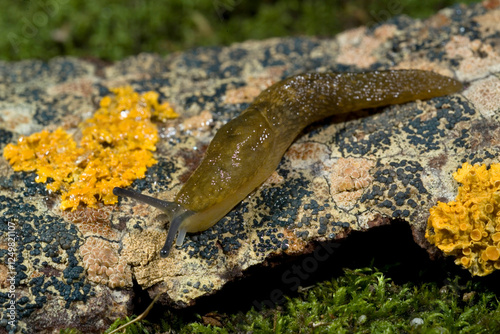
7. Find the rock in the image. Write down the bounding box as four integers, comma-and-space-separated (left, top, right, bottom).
1, 2, 499, 332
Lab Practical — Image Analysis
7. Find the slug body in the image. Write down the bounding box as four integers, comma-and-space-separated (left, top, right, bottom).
113, 70, 462, 257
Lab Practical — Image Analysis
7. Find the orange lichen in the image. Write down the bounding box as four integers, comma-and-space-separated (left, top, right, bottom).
281, 229, 308, 255
3, 86, 177, 210
426, 162, 500, 276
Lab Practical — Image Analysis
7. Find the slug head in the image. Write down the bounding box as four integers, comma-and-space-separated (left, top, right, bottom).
113, 187, 194, 257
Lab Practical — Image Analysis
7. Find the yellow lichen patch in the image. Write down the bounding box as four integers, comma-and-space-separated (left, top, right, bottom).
485, 246, 500, 261
426, 162, 500, 276
3, 86, 177, 210
492, 232, 500, 242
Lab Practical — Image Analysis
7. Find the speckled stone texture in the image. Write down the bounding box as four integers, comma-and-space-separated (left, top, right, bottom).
1, 2, 500, 333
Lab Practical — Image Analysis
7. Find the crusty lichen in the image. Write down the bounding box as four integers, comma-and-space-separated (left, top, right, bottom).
3, 86, 177, 210
61, 204, 118, 239
80, 237, 132, 288
426, 162, 500, 276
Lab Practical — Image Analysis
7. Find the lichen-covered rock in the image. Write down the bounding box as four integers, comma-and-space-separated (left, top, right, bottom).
0, 2, 499, 333
2, 86, 177, 210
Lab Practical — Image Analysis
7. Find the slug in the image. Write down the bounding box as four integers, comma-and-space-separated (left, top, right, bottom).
113, 70, 462, 257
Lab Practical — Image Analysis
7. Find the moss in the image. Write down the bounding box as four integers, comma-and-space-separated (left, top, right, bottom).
104, 316, 152, 334
102, 267, 500, 333
60, 329, 83, 334
0, 0, 481, 61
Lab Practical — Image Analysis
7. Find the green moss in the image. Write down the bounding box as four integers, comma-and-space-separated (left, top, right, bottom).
104, 315, 152, 334
104, 267, 500, 333
60, 329, 83, 334
0, 0, 480, 61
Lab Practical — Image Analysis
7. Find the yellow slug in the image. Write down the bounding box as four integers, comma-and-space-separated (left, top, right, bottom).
113, 70, 462, 257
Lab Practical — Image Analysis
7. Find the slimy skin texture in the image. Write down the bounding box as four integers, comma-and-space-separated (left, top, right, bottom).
113, 70, 462, 257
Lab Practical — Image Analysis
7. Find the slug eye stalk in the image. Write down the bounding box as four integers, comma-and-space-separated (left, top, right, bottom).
113, 187, 180, 219
113, 187, 194, 257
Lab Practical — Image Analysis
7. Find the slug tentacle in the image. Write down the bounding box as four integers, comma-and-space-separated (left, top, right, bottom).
114, 70, 463, 258
113, 187, 182, 221
113, 186, 195, 257
160, 210, 195, 257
